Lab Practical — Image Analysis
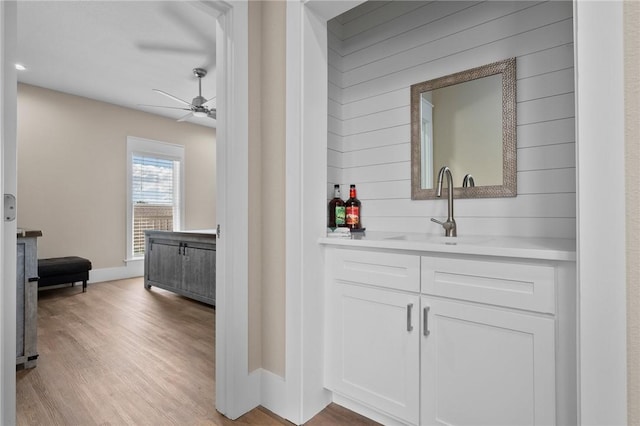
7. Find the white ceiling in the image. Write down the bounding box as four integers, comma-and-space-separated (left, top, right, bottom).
16, 1, 217, 128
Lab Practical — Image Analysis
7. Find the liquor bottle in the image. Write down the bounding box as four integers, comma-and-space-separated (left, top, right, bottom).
345, 184, 361, 229
328, 184, 346, 228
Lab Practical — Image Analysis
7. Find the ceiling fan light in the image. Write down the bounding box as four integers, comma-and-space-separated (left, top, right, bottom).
193, 111, 207, 118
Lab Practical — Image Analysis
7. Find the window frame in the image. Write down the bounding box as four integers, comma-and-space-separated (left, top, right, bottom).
126, 136, 185, 261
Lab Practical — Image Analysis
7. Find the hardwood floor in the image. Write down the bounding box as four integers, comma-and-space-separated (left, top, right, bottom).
17, 278, 377, 426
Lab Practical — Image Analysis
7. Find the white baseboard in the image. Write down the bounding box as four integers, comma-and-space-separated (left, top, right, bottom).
228, 368, 261, 420
260, 368, 288, 419
332, 393, 407, 426
88, 260, 144, 284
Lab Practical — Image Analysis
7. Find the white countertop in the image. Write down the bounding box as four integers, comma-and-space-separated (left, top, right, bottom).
182, 229, 216, 234
319, 231, 576, 261
145, 229, 216, 237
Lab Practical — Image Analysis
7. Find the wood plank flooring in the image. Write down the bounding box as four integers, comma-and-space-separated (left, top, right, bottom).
17, 278, 377, 426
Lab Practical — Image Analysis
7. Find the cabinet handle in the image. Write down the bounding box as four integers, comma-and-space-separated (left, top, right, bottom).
423, 306, 430, 336
407, 303, 414, 332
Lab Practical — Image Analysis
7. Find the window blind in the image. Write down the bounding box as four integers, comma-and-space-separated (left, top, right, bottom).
131, 154, 180, 256
132, 155, 176, 205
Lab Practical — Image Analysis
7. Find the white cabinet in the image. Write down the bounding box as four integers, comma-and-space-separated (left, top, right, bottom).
421, 256, 556, 313
327, 282, 420, 424
325, 248, 420, 425
421, 297, 555, 426
324, 246, 576, 426
420, 255, 558, 424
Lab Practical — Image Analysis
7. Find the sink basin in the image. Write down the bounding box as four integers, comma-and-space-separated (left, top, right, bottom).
383, 234, 490, 245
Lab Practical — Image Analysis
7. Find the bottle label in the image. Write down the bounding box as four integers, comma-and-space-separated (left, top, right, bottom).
346, 206, 359, 226
335, 206, 346, 225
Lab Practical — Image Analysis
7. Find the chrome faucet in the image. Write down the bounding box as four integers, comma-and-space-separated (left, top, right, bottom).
462, 174, 475, 188
430, 166, 457, 237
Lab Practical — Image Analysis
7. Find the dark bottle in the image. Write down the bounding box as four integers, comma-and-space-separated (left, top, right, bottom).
328, 184, 346, 228
345, 184, 362, 229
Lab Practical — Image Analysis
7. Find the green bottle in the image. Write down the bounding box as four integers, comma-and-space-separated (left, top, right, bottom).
328, 184, 346, 228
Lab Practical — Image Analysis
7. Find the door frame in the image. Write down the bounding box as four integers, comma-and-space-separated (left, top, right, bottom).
284, 2, 366, 423
574, 1, 627, 423
0, 1, 17, 424
0, 0, 256, 422
208, 0, 260, 419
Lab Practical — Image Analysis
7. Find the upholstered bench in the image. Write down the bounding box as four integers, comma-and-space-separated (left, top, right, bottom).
37, 256, 92, 292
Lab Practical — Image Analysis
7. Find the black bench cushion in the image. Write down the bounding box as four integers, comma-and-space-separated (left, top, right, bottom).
38, 256, 92, 277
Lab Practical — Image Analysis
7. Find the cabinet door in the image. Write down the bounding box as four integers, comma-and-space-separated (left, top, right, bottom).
327, 282, 420, 425
183, 243, 216, 301
421, 297, 556, 426
147, 240, 182, 289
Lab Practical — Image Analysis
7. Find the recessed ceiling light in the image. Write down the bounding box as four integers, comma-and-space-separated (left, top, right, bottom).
15, 64, 27, 71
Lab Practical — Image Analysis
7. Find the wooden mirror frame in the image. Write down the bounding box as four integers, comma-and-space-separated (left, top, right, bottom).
410, 58, 517, 200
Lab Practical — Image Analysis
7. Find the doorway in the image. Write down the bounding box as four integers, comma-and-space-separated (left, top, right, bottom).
14, 1, 216, 422
2, 1, 251, 423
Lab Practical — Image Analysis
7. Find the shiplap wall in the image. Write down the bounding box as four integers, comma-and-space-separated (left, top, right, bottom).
327, 1, 576, 238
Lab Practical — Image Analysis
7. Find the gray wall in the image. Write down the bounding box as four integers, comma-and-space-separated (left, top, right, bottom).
328, 1, 575, 238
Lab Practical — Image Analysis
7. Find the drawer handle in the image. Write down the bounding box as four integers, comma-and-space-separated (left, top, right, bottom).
407, 303, 414, 332
423, 306, 430, 336
178, 243, 188, 255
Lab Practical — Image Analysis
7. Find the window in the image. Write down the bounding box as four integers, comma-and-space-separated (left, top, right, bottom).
127, 137, 184, 260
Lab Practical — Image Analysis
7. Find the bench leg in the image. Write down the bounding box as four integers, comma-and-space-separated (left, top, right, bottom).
83, 280, 87, 292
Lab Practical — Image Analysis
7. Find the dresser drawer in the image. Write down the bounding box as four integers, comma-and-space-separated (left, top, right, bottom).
329, 248, 420, 292
421, 257, 556, 314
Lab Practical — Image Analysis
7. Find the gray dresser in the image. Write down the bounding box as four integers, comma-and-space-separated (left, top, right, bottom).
17, 229, 41, 368
144, 230, 216, 305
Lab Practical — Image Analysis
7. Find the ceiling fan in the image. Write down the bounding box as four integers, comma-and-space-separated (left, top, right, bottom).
141, 68, 216, 122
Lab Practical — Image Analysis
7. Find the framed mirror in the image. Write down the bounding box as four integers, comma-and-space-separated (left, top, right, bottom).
410, 58, 517, 200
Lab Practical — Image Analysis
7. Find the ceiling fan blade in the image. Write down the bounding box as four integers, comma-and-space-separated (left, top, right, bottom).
152, 89, 192, 107
138, 104, 191, 111
207, 109, 217, 120
136, 42, 208, 55
177, 112, 193, 122
204, 96, 216, 105
163, 2, 215, 47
